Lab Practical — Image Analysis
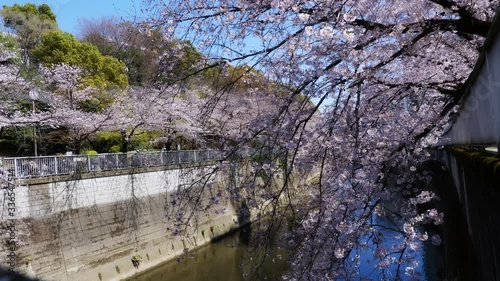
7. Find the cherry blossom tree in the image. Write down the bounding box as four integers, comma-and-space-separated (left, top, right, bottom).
0, 43, 119, 154
40, 63, 90, 109
99, 83, 229, 152
0, 39, 38, 129
36, 63, 114, 153
140, 0, 498, 279
105, 82, 288, 152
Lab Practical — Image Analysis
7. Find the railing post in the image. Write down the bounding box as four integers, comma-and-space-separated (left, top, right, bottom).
54, 156, 58, 175
87, 155, 91, 172
194, 150, 197, 163
14, 159, 19, 178
160, 151, 164, 166
115, 154, 119, 170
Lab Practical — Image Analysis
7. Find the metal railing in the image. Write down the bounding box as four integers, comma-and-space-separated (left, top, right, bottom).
0, 150, 223, 179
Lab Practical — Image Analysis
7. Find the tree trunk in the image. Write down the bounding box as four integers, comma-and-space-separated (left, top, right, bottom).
120, 130, 129, 153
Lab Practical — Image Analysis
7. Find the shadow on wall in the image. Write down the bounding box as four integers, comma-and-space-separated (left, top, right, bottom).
0, 267, 40, 281
425, 155, 498, 281
227, 163, 252, 228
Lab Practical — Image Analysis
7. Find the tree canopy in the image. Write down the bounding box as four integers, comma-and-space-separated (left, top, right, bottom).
2, 3, 56, 23
32, 30, 128, 89
0, 3, 58, 64
78, 17, 203, 86
1, 9, 277, 155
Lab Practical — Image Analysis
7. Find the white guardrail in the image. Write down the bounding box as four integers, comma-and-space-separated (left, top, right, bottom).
0, 150, 223, 179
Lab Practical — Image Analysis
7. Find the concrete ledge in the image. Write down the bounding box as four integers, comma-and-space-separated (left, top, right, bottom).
446, 147, 500, 178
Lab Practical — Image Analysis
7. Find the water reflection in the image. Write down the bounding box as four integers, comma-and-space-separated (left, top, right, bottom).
128, 225, 288, 281
344, 215, 439, 281
129, 215, 443, 281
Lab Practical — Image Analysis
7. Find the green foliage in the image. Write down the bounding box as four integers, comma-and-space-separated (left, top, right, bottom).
116, 46, 150, 86
32, 31, 128, 89
81, 149, 98, 156
250, 152, 272, 165
1, 3, 58, 64
32, 31, 89, 64
89, 130, 164, 153
157, 40, 203, 84
0, 126, 33, 156
202, 63, 271, 93
129, 131, 162, 150
78, 89, 115, 112
40, 128, 71, 154
0, 125, 70, 157
79, 19, 159, 86
98, 56, 129, 88
0, 33, 19, 52
1, 3, 56, 26
91, 131, 122, 153
0, 34, 20, 69
37, 4, 56, 22
109, 145, 121, 153
79, 18, 205, 86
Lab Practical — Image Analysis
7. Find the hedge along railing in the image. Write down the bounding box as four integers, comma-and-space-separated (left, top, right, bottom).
0, 150, 223, 179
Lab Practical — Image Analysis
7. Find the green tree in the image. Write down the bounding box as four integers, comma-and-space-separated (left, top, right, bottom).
32, 30, 128, 89
0, 3, 58, 64
78, 17, 204, 86
156, 39, 203, 85
78, 18, 158, 86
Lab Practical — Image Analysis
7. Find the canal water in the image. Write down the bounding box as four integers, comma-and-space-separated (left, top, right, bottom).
127, 225, 289, 281
124, 161, 483, 281
127, 216, 443, 281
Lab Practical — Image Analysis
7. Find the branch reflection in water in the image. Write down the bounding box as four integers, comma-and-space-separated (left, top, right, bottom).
128, 213, 442, 281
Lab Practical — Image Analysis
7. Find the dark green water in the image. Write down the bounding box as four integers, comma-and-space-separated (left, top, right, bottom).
128, 226, 288, 281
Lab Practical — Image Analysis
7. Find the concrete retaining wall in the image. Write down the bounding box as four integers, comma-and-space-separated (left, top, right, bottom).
0, 162, 260, 281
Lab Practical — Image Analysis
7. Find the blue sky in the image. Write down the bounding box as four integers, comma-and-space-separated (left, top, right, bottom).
2, 0, 142, 35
